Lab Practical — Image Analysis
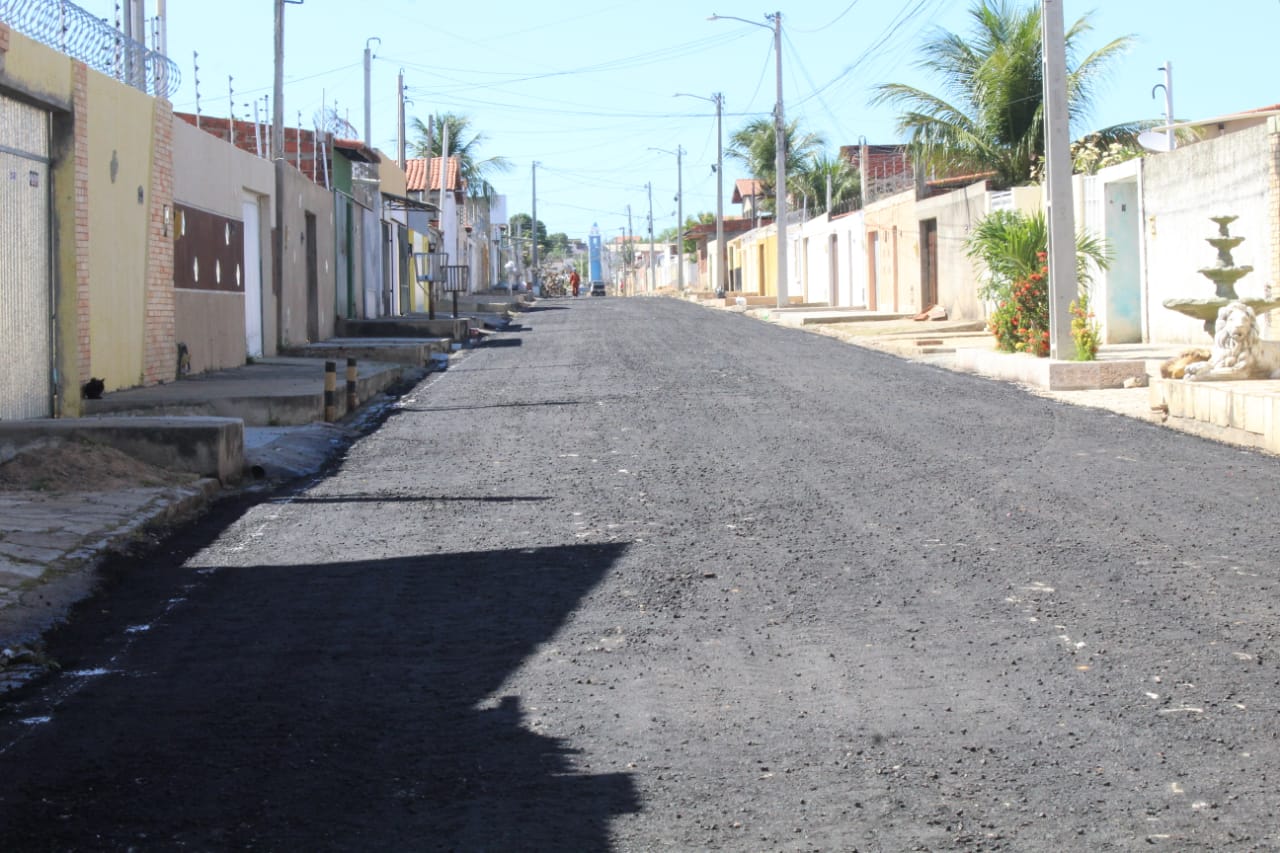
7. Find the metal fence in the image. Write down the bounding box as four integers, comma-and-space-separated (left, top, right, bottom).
0, 0, 181, 99
443, 265, 469, 293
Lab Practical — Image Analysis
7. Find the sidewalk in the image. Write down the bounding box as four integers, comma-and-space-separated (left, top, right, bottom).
716, 299, 1275, 442
0, 354, 442, 683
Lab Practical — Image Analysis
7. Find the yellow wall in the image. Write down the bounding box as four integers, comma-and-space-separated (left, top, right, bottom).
377, 155, 407, 197
2, 28, 72, 106
85, 73, 156, 388
729, 229, 778, 297
406, 229, 431, 312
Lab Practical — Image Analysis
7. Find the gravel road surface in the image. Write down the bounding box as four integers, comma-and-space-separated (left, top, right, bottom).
2, 296, 1279, 851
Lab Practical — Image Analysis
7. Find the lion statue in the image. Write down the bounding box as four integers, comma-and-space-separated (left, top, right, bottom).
1183, 301, 1280, 381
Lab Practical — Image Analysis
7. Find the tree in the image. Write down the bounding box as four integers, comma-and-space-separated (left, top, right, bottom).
658, 212, 712, 255
312, 105, 357, 138
792, 154, 861, 215
726, 118, 826, 208
409, 112, 513, 198
509, 213, 548, 268
870, 0, 1137, 188
547, 232, 571, 258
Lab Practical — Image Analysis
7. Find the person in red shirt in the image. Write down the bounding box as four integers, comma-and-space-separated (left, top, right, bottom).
569, 269, 581, 297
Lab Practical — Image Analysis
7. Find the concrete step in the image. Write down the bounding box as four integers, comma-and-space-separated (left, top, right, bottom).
0, 416, 244, 484
336, 316, 471, 342
283, 338, 452, 366
82, 358, 413, 427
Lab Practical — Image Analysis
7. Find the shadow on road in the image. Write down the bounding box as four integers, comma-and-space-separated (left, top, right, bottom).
280, 493, 552, 505
394, 399, 592, 413
0, 543, 637, 851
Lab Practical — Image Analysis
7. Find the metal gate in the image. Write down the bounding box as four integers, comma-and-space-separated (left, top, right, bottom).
0, 95, 52, 420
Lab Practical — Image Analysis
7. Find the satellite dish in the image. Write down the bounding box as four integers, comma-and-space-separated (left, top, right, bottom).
1138, 130, 1174, 152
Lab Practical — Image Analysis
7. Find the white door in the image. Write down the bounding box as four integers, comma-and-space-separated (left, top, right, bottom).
242, 195, 263, 357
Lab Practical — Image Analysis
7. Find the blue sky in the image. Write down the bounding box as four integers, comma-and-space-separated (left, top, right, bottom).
79, 1, 1280, 240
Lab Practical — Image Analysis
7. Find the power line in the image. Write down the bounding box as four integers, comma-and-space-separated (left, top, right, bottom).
793, 0, 947, 109
380, 30, 747, 96
791, 0, 867, 34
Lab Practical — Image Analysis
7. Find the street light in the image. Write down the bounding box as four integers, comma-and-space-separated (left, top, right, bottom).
675, 92, 725, 295
709, 11, 786, 308
649, 145, 685, 293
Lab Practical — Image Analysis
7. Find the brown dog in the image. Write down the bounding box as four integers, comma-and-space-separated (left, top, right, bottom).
1161, 349, 1211, 379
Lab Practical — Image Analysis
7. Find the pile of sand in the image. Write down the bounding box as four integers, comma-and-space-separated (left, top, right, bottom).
0, 441, 197, 493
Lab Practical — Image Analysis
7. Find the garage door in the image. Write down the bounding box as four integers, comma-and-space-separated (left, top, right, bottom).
0, 95, 52, 419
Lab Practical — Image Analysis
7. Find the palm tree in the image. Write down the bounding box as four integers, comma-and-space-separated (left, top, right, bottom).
792, 153, 861, 215
410, 112, 513, 198
870, 0, 1136, 188
964, 208, 1110, 301
726, 118, 826, 209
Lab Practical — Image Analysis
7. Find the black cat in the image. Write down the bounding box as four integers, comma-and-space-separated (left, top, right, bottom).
81, 377, 105, 400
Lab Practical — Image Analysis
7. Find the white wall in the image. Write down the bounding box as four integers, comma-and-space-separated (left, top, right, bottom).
1077, 159, 1145, 344
1141, 123, 1272, 345
795, 211, 868, 307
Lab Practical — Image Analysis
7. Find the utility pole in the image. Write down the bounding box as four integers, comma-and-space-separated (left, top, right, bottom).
363, 37, 378, 147
272, 0, 284, 353
438, 119, 450, 311
627, 203, 634, 296
676, 144, 684, 293
396, 68, 406, 169
772, 11, 787, 309
531, 161, 540, 295
859, 137, 868, 209
647, 182, 655, 292
674, 92, 725, 290
712, 93, 725, 294
1041, 0, 1076, 359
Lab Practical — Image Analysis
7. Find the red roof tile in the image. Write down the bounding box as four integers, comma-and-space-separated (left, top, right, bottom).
405, 157, 463, 193
732, 179, 765, 203
332, 137, 381, 163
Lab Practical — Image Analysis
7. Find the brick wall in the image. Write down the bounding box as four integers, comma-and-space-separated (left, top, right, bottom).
0, 21, 11, 54
174, 112, 331, 186
142, 99, 176, 384
73, 62, 91, 386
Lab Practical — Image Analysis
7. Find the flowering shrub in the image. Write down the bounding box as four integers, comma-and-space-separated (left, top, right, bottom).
987, 254, 1050, 356
1070, 291, 1101, 361
966, 210, 1113, 360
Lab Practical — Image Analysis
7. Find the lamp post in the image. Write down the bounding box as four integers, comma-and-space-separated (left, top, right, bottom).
710, 11, 785, 308
675, 92, 725, 295
649, 145, 685, 293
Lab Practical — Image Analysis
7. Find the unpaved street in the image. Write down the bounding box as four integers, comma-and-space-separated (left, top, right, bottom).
3, 297, 1280, 851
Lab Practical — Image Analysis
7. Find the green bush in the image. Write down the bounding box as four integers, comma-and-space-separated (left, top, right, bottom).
965, 209, 1111, 358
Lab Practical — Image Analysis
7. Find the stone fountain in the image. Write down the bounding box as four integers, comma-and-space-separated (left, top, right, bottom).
1163, 215, 1280, 335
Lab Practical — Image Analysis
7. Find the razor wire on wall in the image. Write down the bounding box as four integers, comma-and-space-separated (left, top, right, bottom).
0, 0, 181, 99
